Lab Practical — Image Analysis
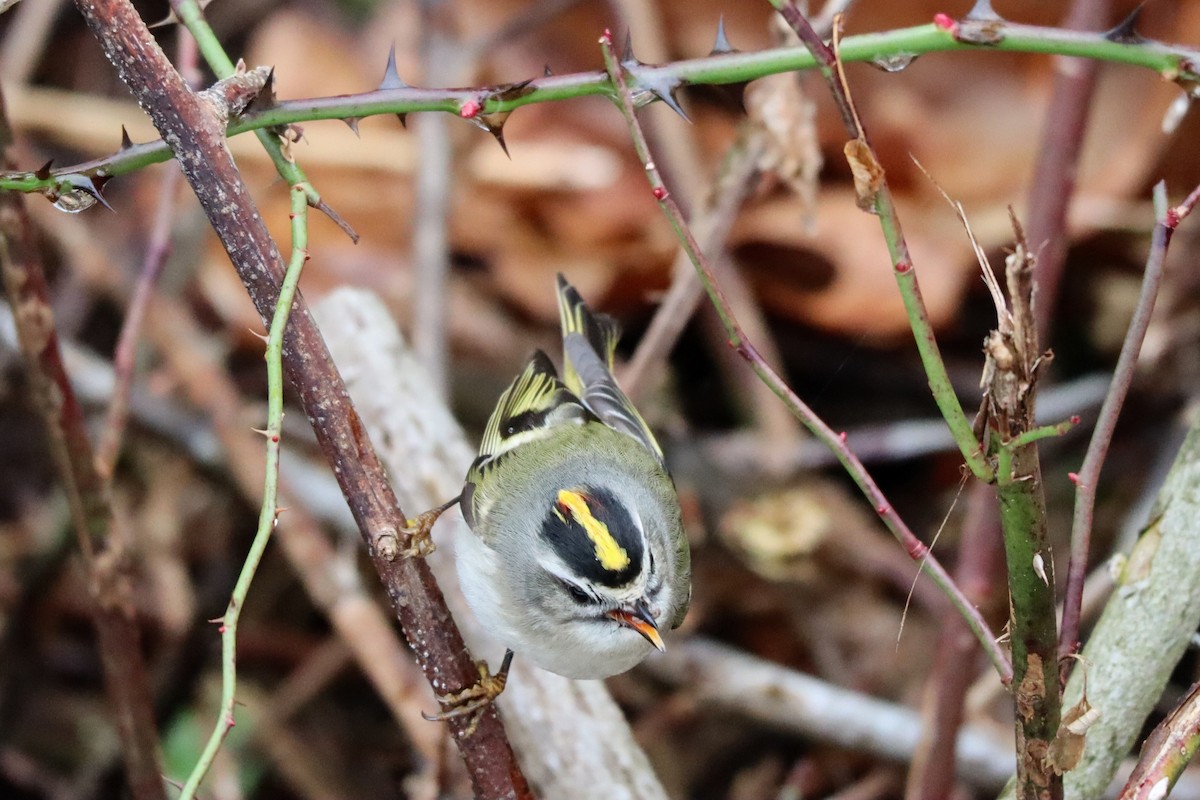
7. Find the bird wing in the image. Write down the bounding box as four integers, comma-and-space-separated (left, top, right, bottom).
556, 274, 664, 463
463, 350, 590, 528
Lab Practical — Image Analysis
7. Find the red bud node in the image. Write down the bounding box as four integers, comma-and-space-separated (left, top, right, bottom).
459, 98, 482, 119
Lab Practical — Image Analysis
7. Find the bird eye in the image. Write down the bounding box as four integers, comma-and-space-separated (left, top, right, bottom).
561, 581, 591, 604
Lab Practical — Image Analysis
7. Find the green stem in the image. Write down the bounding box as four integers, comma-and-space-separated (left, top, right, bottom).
175, 182, 310, 800
170, 0, 322, 205
876, 190, 993, 482
996, 443, 1061, 799
769, 2, 994, 482
4, 20, 1198, 193
1008, 417, 1078, 450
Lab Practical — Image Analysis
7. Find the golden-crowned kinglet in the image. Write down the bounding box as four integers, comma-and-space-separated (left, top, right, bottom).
457, 275, 691, 679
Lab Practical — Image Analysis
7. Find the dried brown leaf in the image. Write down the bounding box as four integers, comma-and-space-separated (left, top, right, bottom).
1047, 688, 1099, 774
844, 138, 884, 210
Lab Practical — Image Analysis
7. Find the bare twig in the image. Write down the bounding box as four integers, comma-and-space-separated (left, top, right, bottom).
0, 90, 166, 800
94, 165, 181, 479
1027, 0, 1113, 340
68, 0, 528, 795
620, 124, 756, 398
95, 30, 196, 480
1119, 681, 1200, 800
598, 29, 1011, 684
906, 483, 1005, 800
609, 3, 802, 455
644, 638, 1015, 791
1060, 181, 1190, 675
766, 2, 992, 483
412, 0, 459, 400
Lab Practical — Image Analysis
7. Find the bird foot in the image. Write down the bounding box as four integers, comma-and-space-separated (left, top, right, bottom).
423, 650, 514, 737
397, 496, 460, 558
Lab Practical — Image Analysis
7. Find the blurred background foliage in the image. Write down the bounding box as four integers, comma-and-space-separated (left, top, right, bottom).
1, 0, 1199, 797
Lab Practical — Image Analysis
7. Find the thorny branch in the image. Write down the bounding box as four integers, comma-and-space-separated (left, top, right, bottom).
3, 14, 1200, 197
66, 0, 530, 796
598, 27, 1012, 684
768, 2, 993, 482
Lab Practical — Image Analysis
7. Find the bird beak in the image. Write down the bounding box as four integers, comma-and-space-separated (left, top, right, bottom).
607, 601, 665, 652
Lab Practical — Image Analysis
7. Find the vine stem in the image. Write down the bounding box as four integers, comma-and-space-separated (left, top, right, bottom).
598, 29, 1012, 685
177, 181, 310, 800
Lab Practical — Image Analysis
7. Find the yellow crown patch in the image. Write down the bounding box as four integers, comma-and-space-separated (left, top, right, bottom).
556, 489, 631, 572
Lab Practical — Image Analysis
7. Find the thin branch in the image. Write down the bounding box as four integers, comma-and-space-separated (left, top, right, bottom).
906, 483, 1004, 800
1022, 0, 1112, 689
96, 27, 198, 479
177, 181, 310, 800
620, 123, 762, 397
1119, 680, 1200, 800
768, 2, 993, 482
5, 19, 1200, 194
94, 160, 181, 480
67, 0, 528, 795
1027, 0, 1113, 340
411, 0, 458, 400
0, 90, 166, 800
598, 29, 1012, 684
1060, 180, 1196, 670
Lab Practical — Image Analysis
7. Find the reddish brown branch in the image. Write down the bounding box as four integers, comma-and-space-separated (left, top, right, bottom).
1025, 0, 1113, 688
1061, 181, 1194, 675
67, 0, 529, 796
1027, 0, 1113, 341
95, 166, 182, 480
0, 94, 167, 800
906, 483, 1004, 800
96, 28, 198, 480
